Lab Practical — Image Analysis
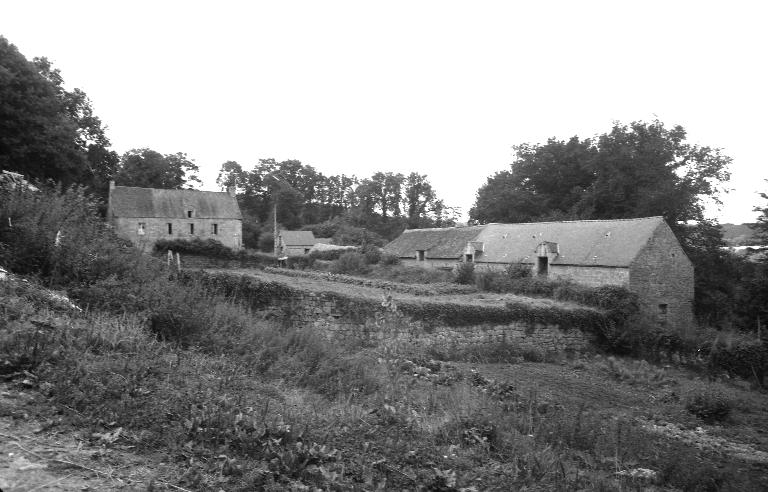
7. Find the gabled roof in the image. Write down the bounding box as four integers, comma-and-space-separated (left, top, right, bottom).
109, 186, 241, 219
383, 226, 484, 259
383, 217, 668, 267
476, 217, 665, 267
279, 230, 316, 247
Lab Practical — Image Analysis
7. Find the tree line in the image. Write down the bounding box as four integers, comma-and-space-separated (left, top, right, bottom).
215, 159, 457, 248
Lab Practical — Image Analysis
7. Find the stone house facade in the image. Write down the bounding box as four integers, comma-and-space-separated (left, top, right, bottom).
384, 217, 694, 328
277, 230, 317, 257
107, 182, 243, 251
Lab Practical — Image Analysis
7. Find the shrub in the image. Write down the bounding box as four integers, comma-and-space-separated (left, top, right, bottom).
309, 247, 357, 261
258, 232, 274, 253
703, 336, 768, 386
454, 262, 475, 285
0, 184, 156, 286
379, 252, 401, 266
685, 386, 732, 422
286, 255, 315, 270
504, 262, 532, 279
362, 245, 382, 265
331, 252, 371, 275
369, 264, 455, 284
154, 237, 235, 259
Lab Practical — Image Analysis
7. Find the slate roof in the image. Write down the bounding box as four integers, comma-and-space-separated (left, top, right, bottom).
383, 226, 485, 259
279, 230, 316, 247
109, 186, 242, 219
384, 217, 668, 267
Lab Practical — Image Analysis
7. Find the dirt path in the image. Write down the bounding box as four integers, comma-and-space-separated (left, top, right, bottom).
0, 384, 181, 492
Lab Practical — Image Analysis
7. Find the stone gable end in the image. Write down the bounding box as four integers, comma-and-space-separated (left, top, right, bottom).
629, 222, 694, 329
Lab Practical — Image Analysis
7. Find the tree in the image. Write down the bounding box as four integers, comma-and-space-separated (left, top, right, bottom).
216, 160, 245, 190
0, 37, 117, 190
752, 180, 768, 245
471, 137, 596, 223
115, 148, 201, 189
470, 120, 731, 226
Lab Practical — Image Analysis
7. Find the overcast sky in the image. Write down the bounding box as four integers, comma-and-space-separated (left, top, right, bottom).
2, 1, 766, 223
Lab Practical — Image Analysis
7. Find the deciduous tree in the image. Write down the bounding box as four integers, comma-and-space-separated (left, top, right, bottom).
115, 149, 201, 189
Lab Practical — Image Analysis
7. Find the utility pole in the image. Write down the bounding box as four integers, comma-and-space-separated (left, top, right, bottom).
273, 200, 278, 260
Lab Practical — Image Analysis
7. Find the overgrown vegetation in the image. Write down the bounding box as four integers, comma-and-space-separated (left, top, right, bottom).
2, 184, 768, 489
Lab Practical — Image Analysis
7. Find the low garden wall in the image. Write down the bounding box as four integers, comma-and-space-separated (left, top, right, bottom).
192, 272, 606, 355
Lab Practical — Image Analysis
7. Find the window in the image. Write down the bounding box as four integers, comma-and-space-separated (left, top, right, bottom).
537, 257, 549, 277
189, 223, 194, 234
167, 223, 173, 234
417, 250, 425, 261
187, 210, 194, 218
658, 304, 668, 326
138, 222, 146, 235
465, 254, 473, 262
212, 223, 218, 235
304, 248, 310, 255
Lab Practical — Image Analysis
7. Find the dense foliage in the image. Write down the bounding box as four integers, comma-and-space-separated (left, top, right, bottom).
115, 148, 202, 189
217, 159, 459, 247
470, 120, 730, 225
0, 36, 118, 195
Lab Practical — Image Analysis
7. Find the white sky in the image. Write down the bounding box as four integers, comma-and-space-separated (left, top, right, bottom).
2, 1, 766, 223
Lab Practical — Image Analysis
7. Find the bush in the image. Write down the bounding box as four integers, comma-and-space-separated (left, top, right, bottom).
154, 237, 235, 259
309, 247, 357, 261
504, 262, 532, 279
685, 386, 732, 422
379, 252, 401, 266
707, 336, 768, 386
454, 262, 475, 285
331, 252, 371, 275
286, 254, 315, 270
332, 225, 385, 247
362, 245, 382, 265
0, 184, 155, 286
258, 232, 274, 253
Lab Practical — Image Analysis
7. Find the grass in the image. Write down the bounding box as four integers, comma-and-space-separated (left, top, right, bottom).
4, 274, 768, 490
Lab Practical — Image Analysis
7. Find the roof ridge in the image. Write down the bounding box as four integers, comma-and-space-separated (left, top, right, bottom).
403, 225, 484, 233
484, 216, 663, 226
113, 185, 229, 194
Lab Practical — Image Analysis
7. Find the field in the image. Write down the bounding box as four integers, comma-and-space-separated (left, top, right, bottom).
2, 265, 768, 491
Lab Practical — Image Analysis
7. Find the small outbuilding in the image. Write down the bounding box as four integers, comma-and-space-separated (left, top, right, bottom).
384, 217, 694, 328
107, 182, 243, 251
277, 230, 317, 257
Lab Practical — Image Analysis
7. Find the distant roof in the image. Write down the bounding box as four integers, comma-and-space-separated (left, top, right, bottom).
383, 226, 484, 259
384, 217, 668, 267
279, 230, 316, 246
109, 186, 241, 219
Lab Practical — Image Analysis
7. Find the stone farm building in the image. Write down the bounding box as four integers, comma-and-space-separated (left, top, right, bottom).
384, 217, 694, 328
107, 182, 243, 251
277, 230, 317, 257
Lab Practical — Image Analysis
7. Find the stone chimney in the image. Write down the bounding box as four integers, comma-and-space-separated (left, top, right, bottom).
109, 180, 115, 191
227, 185, 237, 197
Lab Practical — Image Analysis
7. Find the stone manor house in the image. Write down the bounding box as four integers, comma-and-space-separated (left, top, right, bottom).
384, 217, 694, 328
107, 182, 243, 251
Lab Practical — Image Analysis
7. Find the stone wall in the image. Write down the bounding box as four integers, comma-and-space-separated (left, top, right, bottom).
549, 265, 629, 287
630, 222, 695, 329
260, 289, 595, 354
112, 217, 243, 251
